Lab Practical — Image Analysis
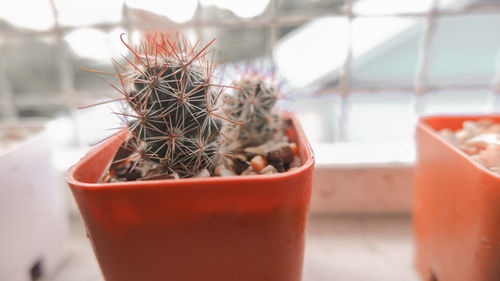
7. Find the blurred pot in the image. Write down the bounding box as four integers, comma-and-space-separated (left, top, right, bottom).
0, 120, 69, 281
414, 115, 500, 281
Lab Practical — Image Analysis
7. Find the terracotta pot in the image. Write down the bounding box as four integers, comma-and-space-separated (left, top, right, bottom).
414, 115, 500, 281
66, 114, 314, 281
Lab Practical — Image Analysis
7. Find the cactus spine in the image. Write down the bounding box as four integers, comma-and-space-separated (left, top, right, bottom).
113, 34, 226, 178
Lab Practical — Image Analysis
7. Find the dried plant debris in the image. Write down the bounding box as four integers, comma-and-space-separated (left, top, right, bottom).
439, 119, 500, 173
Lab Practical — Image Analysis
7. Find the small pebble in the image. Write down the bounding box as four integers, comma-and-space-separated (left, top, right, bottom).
267, 143, 294, 164
456, 120, 479, 141
250, 155, 268, 172
277, 135, 289, 143
476, 119, 494, 130
478, 144, 500, 168
114, 165, 130, 178
465, 136, 490, 151
244, 145, 269, 156
489, 124, 500, 134
223, 157, 234, 169
290, 156, 301, 168
440, 119, 500, 174
142, 168, 173, 180
241, 166, 257, 175
439, 129, 459, 147
214, 165, 236, 177
101, 172, 111, 183
468, 133, 499, 146
289, 142, 298, 156
459, 144, 478, 155
195, 168, 211, 178
214, 165, 223, 175
226, 154, 249, 174
260, 165, 278, 175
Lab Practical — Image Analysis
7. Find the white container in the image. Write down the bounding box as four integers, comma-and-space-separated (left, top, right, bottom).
0, 121, 69, 281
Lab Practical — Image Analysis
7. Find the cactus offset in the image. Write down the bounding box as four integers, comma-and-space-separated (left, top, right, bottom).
110, 34, 228, 179
224, 70, 281, 147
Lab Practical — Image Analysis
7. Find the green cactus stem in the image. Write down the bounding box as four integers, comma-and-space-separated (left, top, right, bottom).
109, 34, 232, 179
224, 70, 281, 148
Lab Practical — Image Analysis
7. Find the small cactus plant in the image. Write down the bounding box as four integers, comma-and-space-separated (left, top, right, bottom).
224, 70, 281, 148
85, 34, 299, 181
107, 34, 230, 179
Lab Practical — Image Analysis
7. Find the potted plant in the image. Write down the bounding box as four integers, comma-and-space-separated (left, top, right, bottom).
414, 115, 500, 281
66, 34, 314, 281
0, 120, 69, 281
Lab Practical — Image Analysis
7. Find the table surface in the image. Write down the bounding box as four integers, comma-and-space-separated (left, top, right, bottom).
45, 214, 420, 281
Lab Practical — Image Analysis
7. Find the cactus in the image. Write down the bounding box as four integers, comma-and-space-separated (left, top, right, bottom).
224, 70, 281, 148
108, 34, 229, 179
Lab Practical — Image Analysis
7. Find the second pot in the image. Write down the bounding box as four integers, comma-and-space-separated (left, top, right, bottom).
414, 115, 500, 281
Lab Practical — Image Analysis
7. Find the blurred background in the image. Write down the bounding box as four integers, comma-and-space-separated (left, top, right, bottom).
1, 0, 500, 280
1, 0, 500, 151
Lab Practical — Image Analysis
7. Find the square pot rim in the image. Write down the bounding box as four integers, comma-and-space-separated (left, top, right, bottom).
418, 113, 500, 180
66, 113, 315, 189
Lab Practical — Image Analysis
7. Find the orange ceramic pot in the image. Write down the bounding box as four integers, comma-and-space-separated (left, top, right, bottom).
414, 115, 500, 281
66, 114, 314, 281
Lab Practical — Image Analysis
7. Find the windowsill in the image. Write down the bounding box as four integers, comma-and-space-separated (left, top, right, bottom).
311, 141, 415, 215
312, 141, 415, 168
46, 214, 419, 281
